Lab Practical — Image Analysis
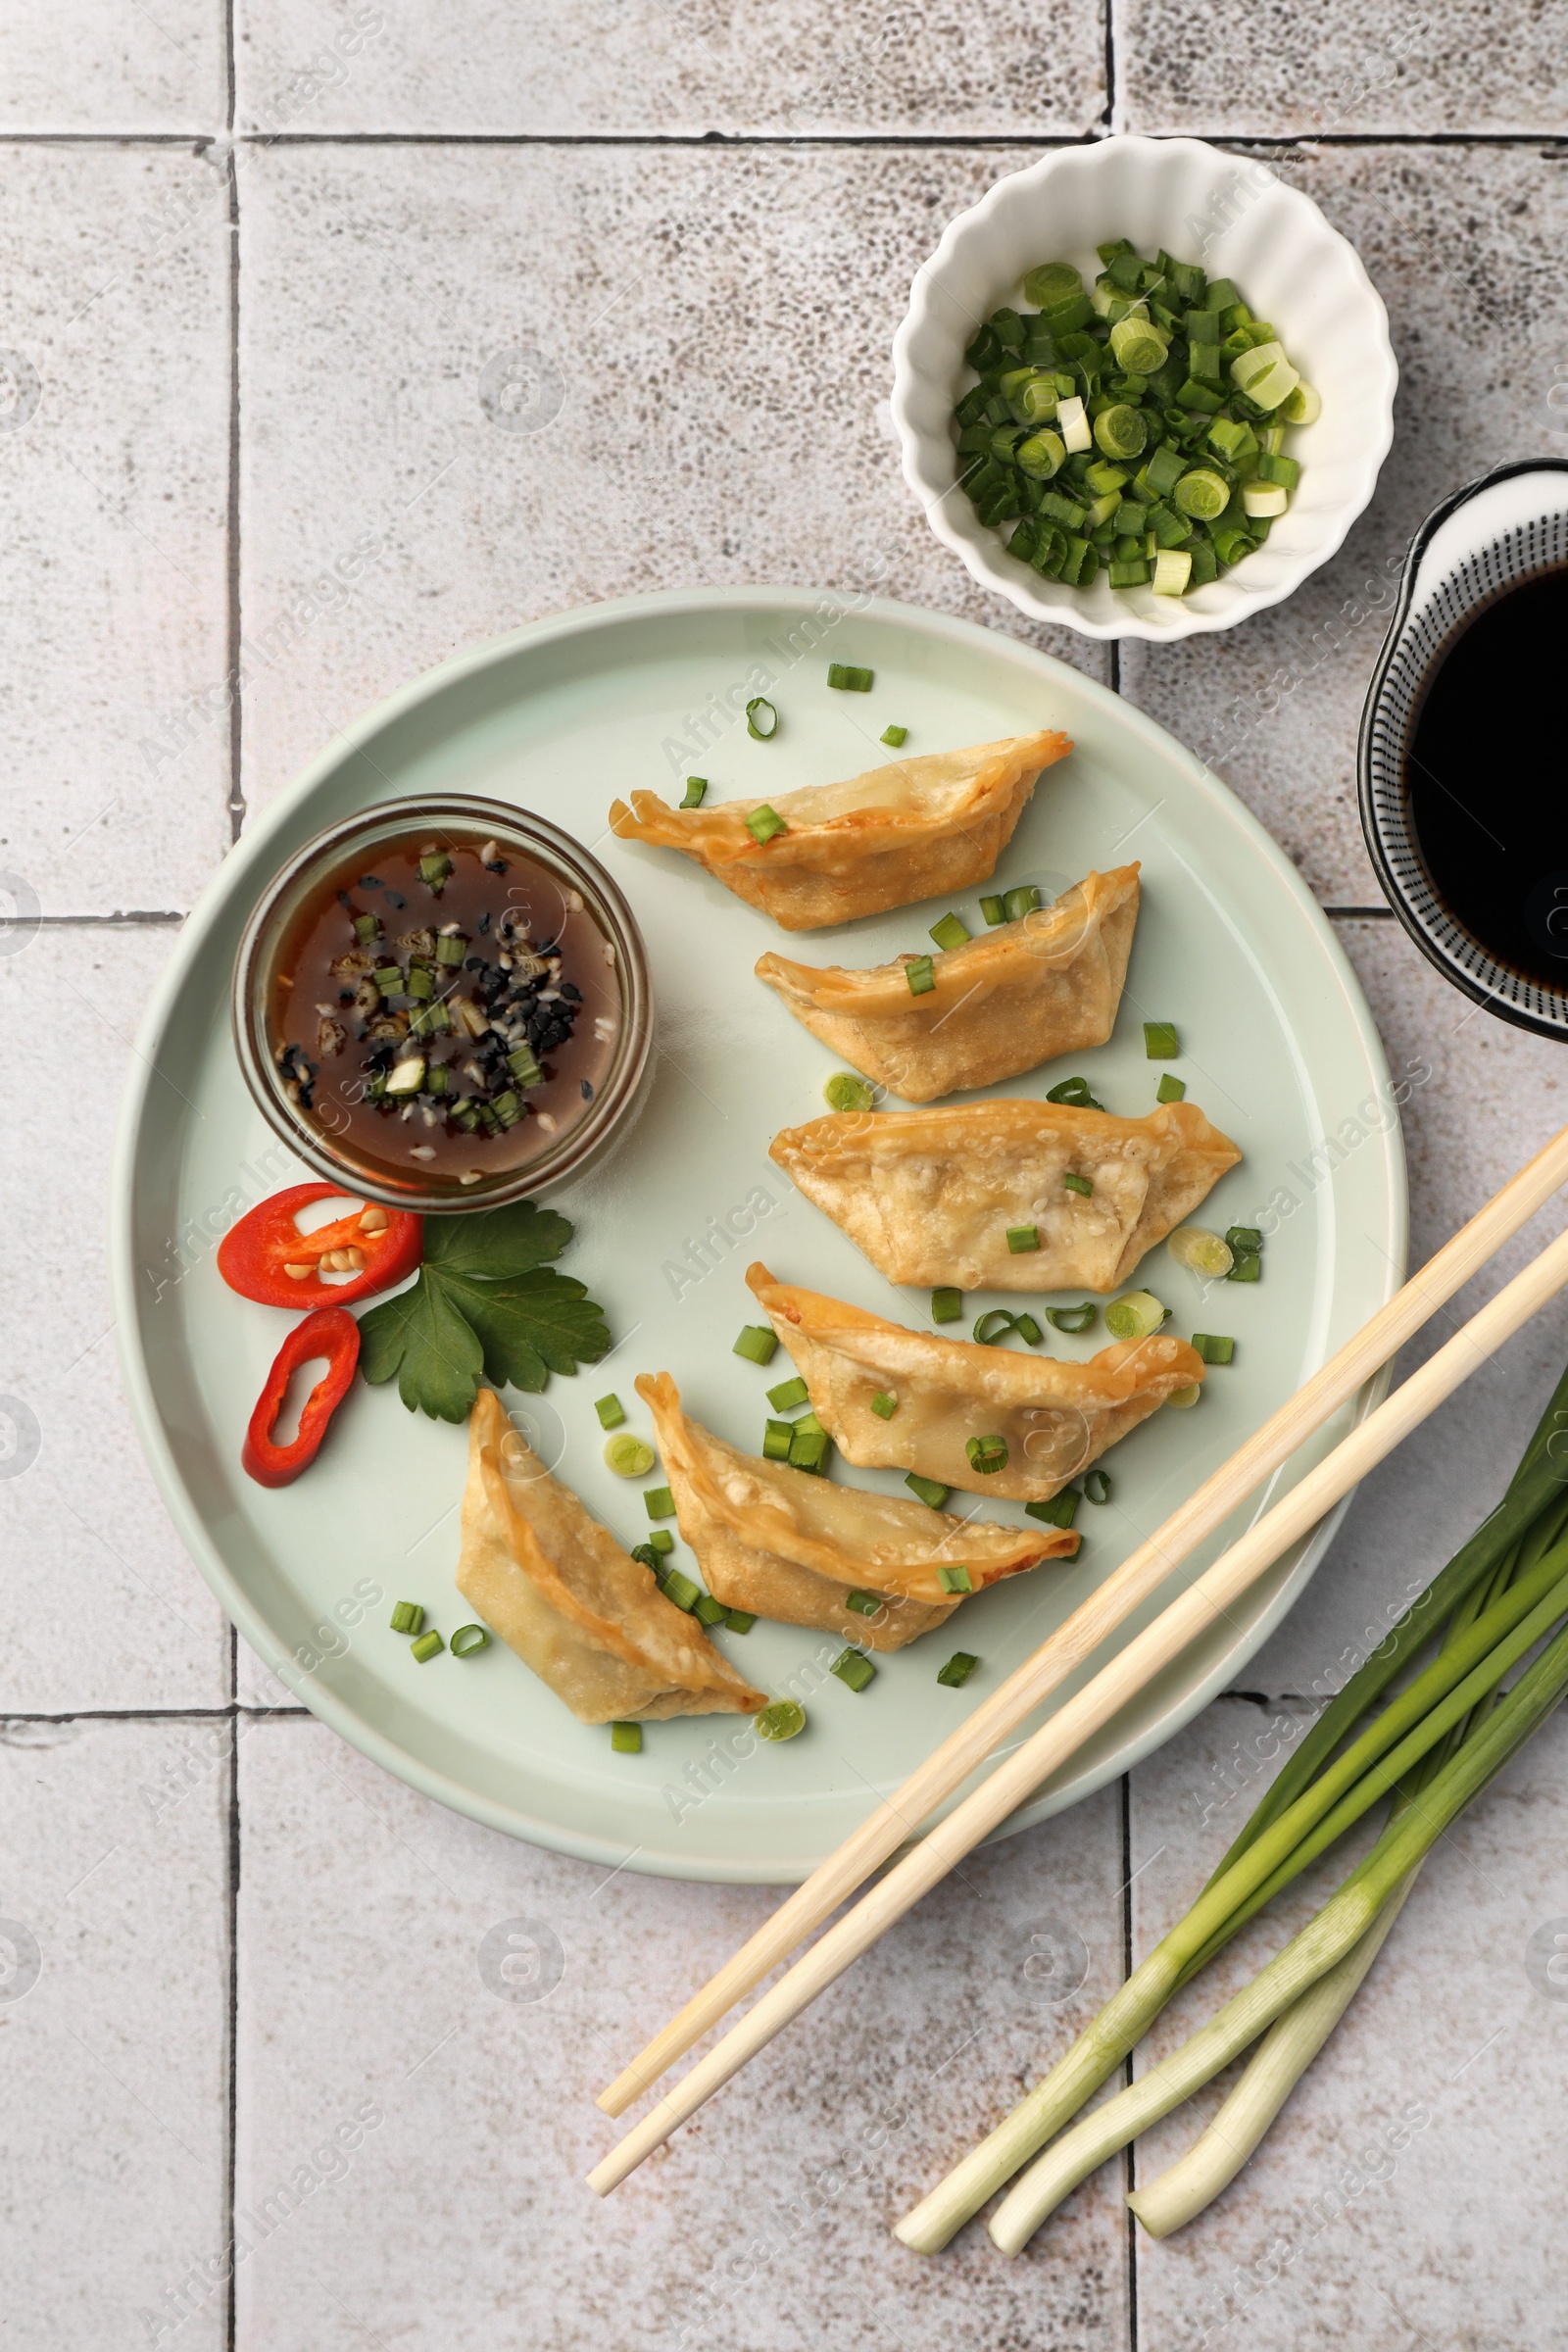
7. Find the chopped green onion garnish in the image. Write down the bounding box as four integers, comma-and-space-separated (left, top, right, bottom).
870, 1391, 899, 1419
793, 1408, 825, 1438
390, 1601, 424, 1636
827, 663, 873, 692
434, 933, 466, 966
386, 1056, 425, 1095
1003, 885, 1041, 921
824, 1071, 874, 1112
417, 851, 453, 891
1064, 1172, 1094, 1197
606, 1434, 656, 1478
1045, 1302, 1097, 1334
938, 1564, 975, 1593
745, 698, 778, 741
681, 776, 708, 807
906, 956, 936, 996
1156, 1073, 1187, 1102
1006, 1225, 1040, 1254
422, 1066, 448, 1097
1082, 1468, 1112, 1504
491, 1089, 522, 1128
1046, 1074, 1104, 1110
725, 1608, 756, 1634
880, 725, 907, 748
1026, 1489, 1080, 1529
974, 1309, 1023, 1345
965, 1436, 1008, 1476
610, 1720, 642, 1753
846, 1590, 882, 1617
979, 894, 1005, 926
595, 1394, 626, 1430
450, 1623, 490, 1658
649, 1528, 674, 1556
644, 1486, 676, 1519
928, 1289, 961, 1328
1226, 1226, 1263, 1253
733, 1324, 779, 1365
831, 1648, 876, 1693
745, 802, 786, 843
630, 1542, 662, 1575
662, 1569, 701, 1611
762, 1418, 794, 1460
694, 1592, 728, 1627
937, 1651, 979, 1688
1168, 1226, 1234, 1279
755, 1697, 806, 1740
767, 1375, 810, 1412
1105, 1290, 1168, 1341
353, 910, 381, 943
929, 911, 970, 953
507, 1045, 543, 1089
373, 964, 402, 991
1227, 1250, 1261, 1284
411, 1630, 444, 1663
789, 1427, 829, 1472
906, 1472, 950, 1509
1191, 1332, 1235, 1365
1144, 1020, 1179, 1058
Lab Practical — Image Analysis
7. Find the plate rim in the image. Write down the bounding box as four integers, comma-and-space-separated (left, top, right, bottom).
110, 582, 1407, 1880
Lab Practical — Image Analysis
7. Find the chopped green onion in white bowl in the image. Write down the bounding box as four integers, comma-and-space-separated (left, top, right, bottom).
891, 134, 1396, 641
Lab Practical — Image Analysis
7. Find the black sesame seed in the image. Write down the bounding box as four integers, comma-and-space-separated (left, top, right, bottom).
561, 984, 582, 1003
384, 890, 406, 909
465, 956, 485, 972
483, 858, 508, 874
358, 874, 382, 888
476, 910, 491, 934
580, 1079, 594, 1101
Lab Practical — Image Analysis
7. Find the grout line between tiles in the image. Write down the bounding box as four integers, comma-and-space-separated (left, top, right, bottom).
0, 127, 1559, 151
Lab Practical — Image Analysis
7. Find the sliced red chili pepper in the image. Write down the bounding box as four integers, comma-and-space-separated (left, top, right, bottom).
218, 1183, 422, 1309
242, 1306, 361, 1489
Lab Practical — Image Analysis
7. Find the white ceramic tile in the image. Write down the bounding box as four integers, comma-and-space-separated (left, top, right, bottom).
1234, 916, 1568, 1699
1119, 0, 1566, 136
0, 0, 225, 129
234, 141, 1110, 818
233, 1715, 1129, 2348
0, 927, 230, 1709
0, 1716, 230, 2349
233, 0, 1104, 136
1120, 144, 1568, 906
1129, 1700, 1568, 2350
0, 143, 232, 916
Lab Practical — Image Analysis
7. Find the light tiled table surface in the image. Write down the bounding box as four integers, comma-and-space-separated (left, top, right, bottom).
4, 8, 1568, 2344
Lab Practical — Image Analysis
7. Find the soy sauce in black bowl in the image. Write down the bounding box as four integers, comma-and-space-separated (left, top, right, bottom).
1406, 566, 1568, 989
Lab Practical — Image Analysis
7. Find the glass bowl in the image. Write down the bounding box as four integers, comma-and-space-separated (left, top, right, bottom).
232, 794, 654, 1212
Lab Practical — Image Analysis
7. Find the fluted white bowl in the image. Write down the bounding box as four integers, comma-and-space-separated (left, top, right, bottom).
891, 136, 1397, 641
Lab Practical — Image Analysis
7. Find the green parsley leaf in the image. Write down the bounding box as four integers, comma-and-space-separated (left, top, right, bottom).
357, 1201, 612, 1421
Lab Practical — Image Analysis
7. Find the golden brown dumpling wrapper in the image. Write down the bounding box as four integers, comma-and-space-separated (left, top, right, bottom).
770, 1098, 1242, 1294
607, 730, 1071, 931
456, 1389, 764, 1724
635, 1372, 1076, 1652
746, 1263, 1204, 1501
755, 864, 1140, 1102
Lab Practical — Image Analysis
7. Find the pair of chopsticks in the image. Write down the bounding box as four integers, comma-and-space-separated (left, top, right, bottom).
588, 1123, 1568, 2197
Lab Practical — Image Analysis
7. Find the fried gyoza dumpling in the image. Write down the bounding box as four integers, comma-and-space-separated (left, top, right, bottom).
755, 865, 1140, 1102
769, 1099, 1242, 1294
456, 1389, 765, 1723
745, 1265, 1203, 1501
607, 730, 1071, 931
635, 1373, 1077, 1651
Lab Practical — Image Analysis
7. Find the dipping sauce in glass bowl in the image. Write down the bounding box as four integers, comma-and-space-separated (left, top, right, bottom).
234, 796, 653, 1210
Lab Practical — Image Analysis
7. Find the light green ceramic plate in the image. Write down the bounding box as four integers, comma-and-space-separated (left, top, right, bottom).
111, 588, 1405, 1884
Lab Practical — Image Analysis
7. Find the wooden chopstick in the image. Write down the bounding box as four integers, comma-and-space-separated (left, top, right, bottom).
587, 1192, 1568, 2194
596, 1121, 1568, 2123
